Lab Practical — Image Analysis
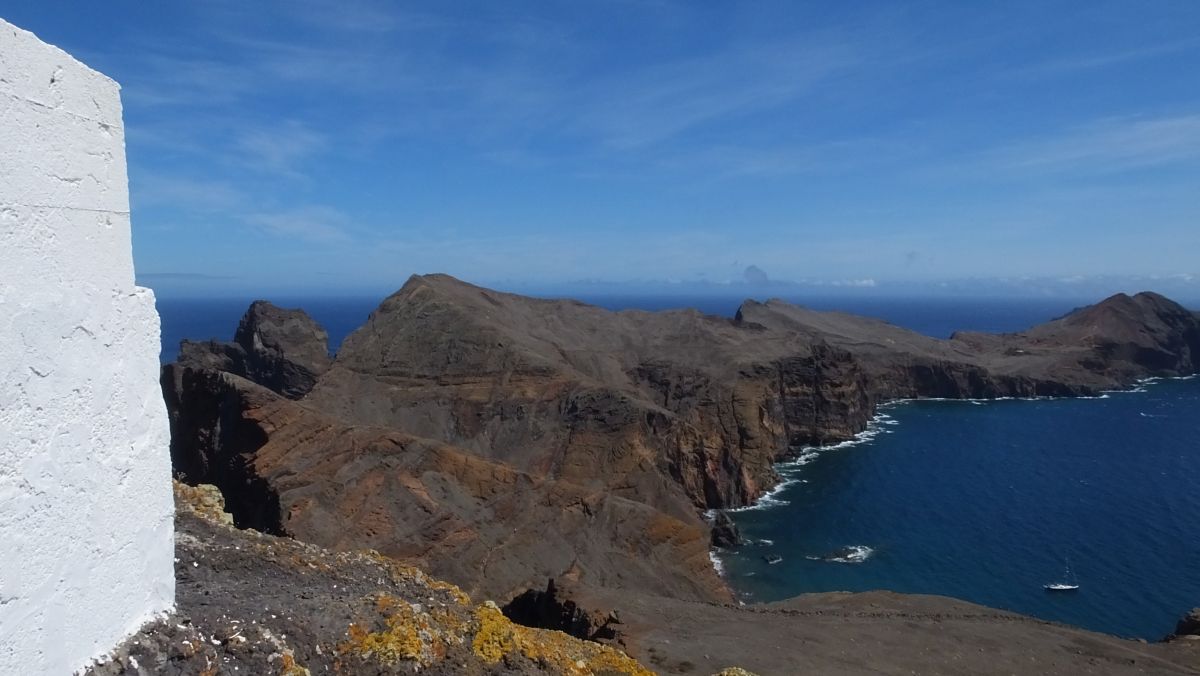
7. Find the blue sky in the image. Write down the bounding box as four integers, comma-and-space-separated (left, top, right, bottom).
6, 1, 1200, 298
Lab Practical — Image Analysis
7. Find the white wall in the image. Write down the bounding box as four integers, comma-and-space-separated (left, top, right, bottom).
0, 19, 174, 674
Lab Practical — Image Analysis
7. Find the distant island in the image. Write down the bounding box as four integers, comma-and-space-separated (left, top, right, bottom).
142, 274, 1200, 674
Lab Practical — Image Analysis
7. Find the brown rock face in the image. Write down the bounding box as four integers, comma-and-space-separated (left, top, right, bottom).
162, 276, 1200, 610
162, 365, 724, 603
174, 300, 331, 399
304, 275, 884, 513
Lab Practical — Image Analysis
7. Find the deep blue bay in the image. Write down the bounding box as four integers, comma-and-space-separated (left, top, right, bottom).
717, 377, 1200, 639
155, 293, 1199, 638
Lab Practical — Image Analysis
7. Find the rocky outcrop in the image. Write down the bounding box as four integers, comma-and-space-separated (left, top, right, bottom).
87, 483, 656, 676
502, 579, 625, 644
162, 276, 1200, 619
174, 300, 330, 399
709, 511, 744, 548
1169, 608, 1200, 641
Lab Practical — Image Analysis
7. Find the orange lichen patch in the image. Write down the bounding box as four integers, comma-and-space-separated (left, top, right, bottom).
336, 593, 470, 668
471, 601, 653, 676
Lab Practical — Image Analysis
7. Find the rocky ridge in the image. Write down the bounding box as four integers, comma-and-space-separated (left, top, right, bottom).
162, 278, 1200, 632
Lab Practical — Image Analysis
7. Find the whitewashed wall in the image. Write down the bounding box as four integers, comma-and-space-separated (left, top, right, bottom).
0, 19, 174, 674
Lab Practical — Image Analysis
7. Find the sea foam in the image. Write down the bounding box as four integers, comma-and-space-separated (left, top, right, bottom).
805, 544, 875, 564
708, 549, 726, 577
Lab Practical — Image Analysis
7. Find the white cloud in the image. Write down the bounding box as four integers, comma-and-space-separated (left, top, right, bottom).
569, 38, 861, 150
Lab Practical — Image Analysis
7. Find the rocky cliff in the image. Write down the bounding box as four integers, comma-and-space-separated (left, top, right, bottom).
161, 367, 723, 604
163, 277, 1200, 613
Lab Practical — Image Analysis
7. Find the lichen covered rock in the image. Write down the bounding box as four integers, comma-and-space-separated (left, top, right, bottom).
87, 487, 652, 675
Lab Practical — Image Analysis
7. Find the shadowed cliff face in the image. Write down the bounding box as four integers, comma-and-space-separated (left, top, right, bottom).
163, 276, 1200, 608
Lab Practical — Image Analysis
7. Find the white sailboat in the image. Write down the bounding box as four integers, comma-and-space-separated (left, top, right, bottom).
1044, 557, 1080, 591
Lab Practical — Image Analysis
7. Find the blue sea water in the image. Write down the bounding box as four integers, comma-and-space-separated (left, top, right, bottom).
717, 378, 1200, 640
155, 293, 1199, 638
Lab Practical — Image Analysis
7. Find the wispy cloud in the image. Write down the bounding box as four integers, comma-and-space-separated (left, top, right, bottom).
233, 120, 327, 178
132, 173, 248, 212
282, 0, 443, 34
119, 53, 257, 108
993, 114, 1200, 173
569, 38, 862, 150
113, 2, 893, 177
131, 171, 353, 244
1014, 39, 1199, 78
84, 1, 1200, 290
245, 206, 352, 243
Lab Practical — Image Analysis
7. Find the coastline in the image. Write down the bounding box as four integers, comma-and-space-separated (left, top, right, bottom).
707, 373, 1200, 638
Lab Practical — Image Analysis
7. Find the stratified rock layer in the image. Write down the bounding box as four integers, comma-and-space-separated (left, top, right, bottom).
164, 276, 1200, 609
160, 369, 723, 604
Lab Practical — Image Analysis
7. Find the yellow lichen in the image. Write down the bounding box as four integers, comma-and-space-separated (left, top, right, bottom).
331, 571, 652, 675
427, 576, 473, 606
471, 601, 653, 676
278, 651, 312, 676
336, 594, 432, 665
472, 602, 519, 663
711, 669, 758, 676
336, 593, 473, 668
173, 480, 234, 526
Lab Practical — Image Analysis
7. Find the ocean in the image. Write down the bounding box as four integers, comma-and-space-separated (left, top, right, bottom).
155, 293, 1199, 639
